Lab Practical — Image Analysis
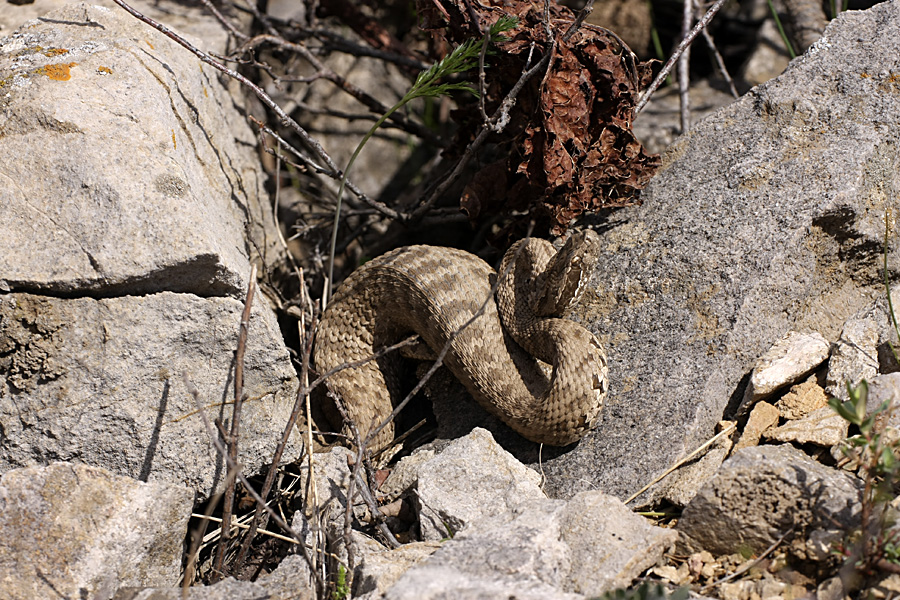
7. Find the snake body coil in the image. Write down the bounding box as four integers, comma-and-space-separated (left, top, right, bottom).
314, 231, 609, 450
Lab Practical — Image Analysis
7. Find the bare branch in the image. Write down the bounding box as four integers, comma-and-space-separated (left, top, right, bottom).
111, 0, 340, 175
635, 0, 730, 115
182, 374, 325, 596
235, 34, 440, 145
211, 265, 257, 582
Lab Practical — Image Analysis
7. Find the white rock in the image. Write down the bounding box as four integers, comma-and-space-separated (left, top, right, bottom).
678, 445, 861, 556
414, 428, 545, 541
0, 293, 300, 495
826, 318, 879, 401
0, 2, 282, 298
739, 331, 830, 413
0, 462, 192, 599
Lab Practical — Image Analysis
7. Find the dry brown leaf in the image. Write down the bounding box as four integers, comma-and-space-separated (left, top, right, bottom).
417, 0, 659, 236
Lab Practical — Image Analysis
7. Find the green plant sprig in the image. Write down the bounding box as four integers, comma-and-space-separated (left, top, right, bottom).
323, 16, 518, 303
829, 380, 900, 582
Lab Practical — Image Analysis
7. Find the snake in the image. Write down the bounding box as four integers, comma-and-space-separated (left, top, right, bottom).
313, 230, 609, 451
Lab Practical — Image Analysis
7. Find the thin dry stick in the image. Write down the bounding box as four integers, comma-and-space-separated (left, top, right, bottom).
183, 374, 325, 596
411, 51, 552, 220
634, 0, 730, 115
561, 0, 595, 43
310, 27, 429, 71
232, 311, 318, 572
111, 0, 341, 180
250, 118, 401, 221
211, 264, 257, 582
700, 28, 739, 98
181, 490, 224, 594
198, 0, 249, 41
303, 334, 325, 588
624, 422, 736, 505
192, 513, 299, 544
701, 525, 795, 593
329, 391, 402, 549
235, 34, 440, 144
678, 0, 693, 133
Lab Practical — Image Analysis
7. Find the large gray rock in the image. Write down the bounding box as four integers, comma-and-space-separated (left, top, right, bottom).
0, 2, 280, 297
677, 445, 862, 556
0, 292, 300, 495
118, 554, 317, 600
0, 462, 192, 600
413, 428, 545, 541
380, 491, 675, 600
0, 2, 302, 495
538, 0, 900, 502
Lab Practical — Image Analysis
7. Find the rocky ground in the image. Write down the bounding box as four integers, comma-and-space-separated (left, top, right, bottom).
1, 0, 900, 599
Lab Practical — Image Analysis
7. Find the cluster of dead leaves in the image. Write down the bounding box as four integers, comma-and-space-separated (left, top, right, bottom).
417, 0, 661, 236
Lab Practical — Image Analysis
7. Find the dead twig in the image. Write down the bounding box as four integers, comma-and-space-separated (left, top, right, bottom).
678, 0, 693, 133
624, 422, 736, 505
699, 27, 739, 99
232, 310, 319, 573
111, 0, 342, 183
411, 51, 553, 220
211, 265, 257, 582
311, 28, 430, 71
635, 0, 730, 115
561, 0, 595, 43
330, 392, 402, 556
183, 374, 325, 597
198, 0, 249, 42
249, 117, 402, 222
235, 34, 440, 145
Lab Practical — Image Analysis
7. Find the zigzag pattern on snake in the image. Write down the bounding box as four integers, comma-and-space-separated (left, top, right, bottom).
313, 230, 609, 451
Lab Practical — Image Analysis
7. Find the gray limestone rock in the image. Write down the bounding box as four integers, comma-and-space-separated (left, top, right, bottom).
739, 332, 831, 413
382, 491, 675, 599
414, 428, 546, 541
382, 497, 576, 600
0, 462, 192, 600
354, 540, 442, 599
560, 491, 678, 595
539, 0, 900, 502
118, 556, 317, 600
866, 373, 900, 435
826, 318, 879, 401
0, 2, 281, 297
867, 373, 900, 416
0, 293, 301, 495
677, 445, 862, 556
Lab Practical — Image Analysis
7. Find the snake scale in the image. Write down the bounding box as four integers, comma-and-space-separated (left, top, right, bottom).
313, 230, 609, 451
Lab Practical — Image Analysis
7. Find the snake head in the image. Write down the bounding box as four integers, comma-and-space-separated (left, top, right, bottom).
536, 229, 601, 317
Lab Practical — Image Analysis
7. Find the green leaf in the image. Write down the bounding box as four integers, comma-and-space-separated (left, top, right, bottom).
829, 395, 863, 426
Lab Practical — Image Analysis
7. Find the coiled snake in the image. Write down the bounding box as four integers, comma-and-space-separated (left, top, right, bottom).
314, 230, 609, 451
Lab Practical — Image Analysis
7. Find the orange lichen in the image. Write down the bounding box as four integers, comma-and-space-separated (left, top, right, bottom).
97, 66, 113, 75
42, 48, 69, 57
146, 41, 155, 50
172, 130, 177, 149
39, 62, 76, 81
